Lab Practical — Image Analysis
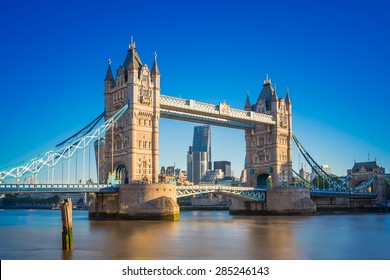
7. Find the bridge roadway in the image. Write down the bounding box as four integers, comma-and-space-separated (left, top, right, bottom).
0, 183, 112, 193
0, 184, 266, 201
160, 95, 275, 129
0, 184, 377, 200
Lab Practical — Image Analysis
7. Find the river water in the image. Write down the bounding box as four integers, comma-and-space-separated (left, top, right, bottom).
0, 209, 389, 260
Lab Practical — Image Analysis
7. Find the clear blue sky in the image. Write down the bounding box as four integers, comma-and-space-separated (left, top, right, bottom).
0, 0, 389, 178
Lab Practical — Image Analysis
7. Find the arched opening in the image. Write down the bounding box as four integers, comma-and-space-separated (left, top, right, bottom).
115, 164, 128, 184
257, 173, 270, 188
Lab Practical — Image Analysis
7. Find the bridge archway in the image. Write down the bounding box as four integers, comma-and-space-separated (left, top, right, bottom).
257, 173, 270, 188
115, 164, 128, 184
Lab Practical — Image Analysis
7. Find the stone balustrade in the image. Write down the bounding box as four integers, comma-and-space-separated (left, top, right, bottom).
160, 95, 275, 125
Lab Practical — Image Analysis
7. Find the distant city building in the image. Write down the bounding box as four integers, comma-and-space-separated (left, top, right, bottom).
240, 169, 247, 184
347, 160, 387, 201
187, 125, 212, 185
160, 165, 178, 177
203, 169, 224, 183
176, 170, 189, 185
192, 151, 208, 185
214, 161, 231, 177
299, 166, 311, 181
159, 165, 188, 184
186, 146, 193, 182
299, 167, 305, 178
192, 125, 212, 169
321, 165, 332, 174
347, 161, 385, 175
311, 164, 332, 180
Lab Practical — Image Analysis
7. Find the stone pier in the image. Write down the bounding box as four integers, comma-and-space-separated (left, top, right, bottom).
230, 187, 316, 215
266, 187, 316, 214
89, 183, 180, 220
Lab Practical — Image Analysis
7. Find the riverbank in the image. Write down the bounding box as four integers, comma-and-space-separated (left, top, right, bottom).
0, 204, 89, 210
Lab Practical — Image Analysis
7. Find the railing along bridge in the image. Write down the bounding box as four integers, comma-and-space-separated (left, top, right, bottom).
160, 95, 275, 129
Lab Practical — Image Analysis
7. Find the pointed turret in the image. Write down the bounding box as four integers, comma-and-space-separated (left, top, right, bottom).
151, 52, 160, 76
104, 58, 114, 112
104, 58, 114, 82
285, 86, 292, 116
272, 83, 278, 102
104, 58, 114, 93
271, 83, 278, 112
244, 91, 251, 111
285, 87, 291, 105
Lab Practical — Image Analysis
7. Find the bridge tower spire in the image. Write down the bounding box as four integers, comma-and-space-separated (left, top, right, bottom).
244, 91, 251, 111
104, 58, 114, 92
104, 58, 114, 114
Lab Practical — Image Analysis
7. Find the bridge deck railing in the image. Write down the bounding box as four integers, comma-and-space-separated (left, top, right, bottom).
160, 95, 275, 125
0, 183, 109, 189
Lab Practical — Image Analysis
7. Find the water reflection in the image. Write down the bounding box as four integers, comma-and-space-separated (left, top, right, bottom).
84, 213, 311, 259
1, 210, 389, 260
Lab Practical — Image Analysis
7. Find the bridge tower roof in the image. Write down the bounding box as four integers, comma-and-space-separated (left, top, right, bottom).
123, 37, 142, 71
256, 74, 278, 110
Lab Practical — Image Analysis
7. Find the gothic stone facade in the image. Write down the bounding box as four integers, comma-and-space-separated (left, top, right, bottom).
245, 76, 293, 187
347, 161, 388, 201
99, 40, 160, 184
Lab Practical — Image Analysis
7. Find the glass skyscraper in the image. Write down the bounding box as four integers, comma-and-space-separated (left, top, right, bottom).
187, 125, 212, 184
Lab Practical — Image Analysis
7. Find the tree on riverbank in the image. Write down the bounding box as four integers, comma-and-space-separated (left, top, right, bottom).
1, 194, 60, 206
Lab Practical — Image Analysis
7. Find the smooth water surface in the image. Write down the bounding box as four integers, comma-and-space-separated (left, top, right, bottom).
0, 209, 390, 260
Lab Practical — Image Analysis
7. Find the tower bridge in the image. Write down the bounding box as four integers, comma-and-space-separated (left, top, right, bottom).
0, 39, 384, 218
98, 39, 293, 194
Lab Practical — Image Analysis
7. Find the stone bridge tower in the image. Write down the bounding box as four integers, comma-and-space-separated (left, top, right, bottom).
99, 39, 160, 184
244, 75, 293, 187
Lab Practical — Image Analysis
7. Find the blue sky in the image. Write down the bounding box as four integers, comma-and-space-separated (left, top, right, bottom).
0, 0, 389, 179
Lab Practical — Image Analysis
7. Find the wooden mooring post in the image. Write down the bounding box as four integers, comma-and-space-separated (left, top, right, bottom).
60, 198, 73, 250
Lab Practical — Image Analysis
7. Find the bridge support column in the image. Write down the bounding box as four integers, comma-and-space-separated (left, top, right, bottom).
229, 199, 266, 215
88, 183, 180, 220
266, 187, 316, 214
